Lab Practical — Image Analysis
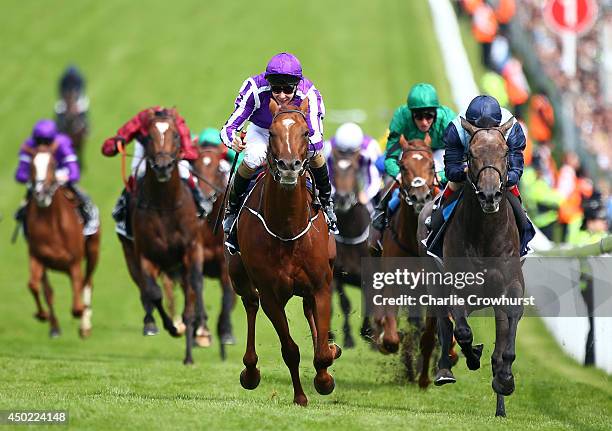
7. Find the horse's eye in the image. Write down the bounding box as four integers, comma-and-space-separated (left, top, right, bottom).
303, 131, 309, 138
174, 132, 180, 140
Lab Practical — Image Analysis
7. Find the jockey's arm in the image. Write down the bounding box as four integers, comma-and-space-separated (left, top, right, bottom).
172, 111, 198, 161
505, 122, 526, 187
442, 122, 467, 184
363, 139, 383, 200
383, 107, 406, 178
56, 135, 80, 183
15, 139, 33, 184
221, 78, 257, 149
101, 110, 147, 157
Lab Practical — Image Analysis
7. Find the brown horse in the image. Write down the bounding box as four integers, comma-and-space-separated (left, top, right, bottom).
164, 144, 236, 358
117, 108, 206, 365
373, 137, 438, 388
434, 118, 523, 417
56, 90, 88, 168
23, 143, 100, 337
330, 147, 372, 347
226, 99, 341, 406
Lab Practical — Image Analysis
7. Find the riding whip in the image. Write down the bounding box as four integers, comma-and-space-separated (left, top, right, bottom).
213, 128, 246, 235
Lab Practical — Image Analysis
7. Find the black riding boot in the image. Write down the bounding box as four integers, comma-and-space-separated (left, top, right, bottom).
311, 164, 338, 234
223, 172, 251, 248
68, 183, 99, 236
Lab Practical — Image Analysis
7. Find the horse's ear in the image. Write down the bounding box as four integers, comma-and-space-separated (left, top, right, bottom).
460, 117, 478, 137
299, 97, 309, 115
498, 118, 514, 136
269, 98, 280, 116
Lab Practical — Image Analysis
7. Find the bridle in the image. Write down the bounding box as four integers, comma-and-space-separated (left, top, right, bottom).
144, 121, 181, 171
267, 109, 309, 183
195, 147, 226, 203
398, 147, 436, 208
332, 150, 361, 213
465, 128, 509, 197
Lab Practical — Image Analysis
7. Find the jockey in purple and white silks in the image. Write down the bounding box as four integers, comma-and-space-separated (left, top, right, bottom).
220, 52, 337, 245
14, 119, 99, 236
323, 122, 382, 207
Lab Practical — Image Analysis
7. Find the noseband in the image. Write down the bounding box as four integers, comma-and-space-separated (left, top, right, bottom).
267, 109, 309, 182
466, 128, 509, 196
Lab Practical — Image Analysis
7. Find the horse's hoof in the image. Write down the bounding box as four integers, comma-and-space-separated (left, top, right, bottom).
220, 333, 236, 345
344, 334, 355, 349
49, 328, 61, 338
314, 373, 335, 395
173, 320, 186, 336
332, 343, 342, 360
143, 323, 159, 336
492, 374, 515, 396
195, 327, 212, 347
34, 311, 48, 322
79, 328, 92, 338
240, 368, 261, 390
183, 357, 194, 366
434, 368, 456, 386
164, 323, 181, 338
293, 394, 308, 407
71, 307, 84, 318
466, 344, 484, 371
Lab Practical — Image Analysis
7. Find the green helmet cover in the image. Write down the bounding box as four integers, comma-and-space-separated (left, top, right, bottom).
407, 83, 440, 111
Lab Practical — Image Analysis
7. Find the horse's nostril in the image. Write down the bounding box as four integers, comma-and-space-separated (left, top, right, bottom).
410, 194, 418, 202
278, 160, 288, 170
495, 191, 503, 199
292, 160, 302, 170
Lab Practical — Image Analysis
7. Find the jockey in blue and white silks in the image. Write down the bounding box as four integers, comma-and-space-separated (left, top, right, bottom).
323, 122, 382, 206
220, 52, 336, 247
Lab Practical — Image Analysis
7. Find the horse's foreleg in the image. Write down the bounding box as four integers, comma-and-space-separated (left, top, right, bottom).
311, 284, 341, 398
218, 269, 236, 345
451, 306, 483, 371
190, 257, 210, 350
434, 313, 456, 385
492, 303, 522, 400
140, 257, 178, 338
28, 257, 47, 322
418, 315, 437, 389
80, 233, 99, 338
492, 308, 509, 416
68, 263, 84, 318
379, 304, 400, 354
260, 292, 308, 406
181, 285, 196, 365
41, 271, 60, 337
240, 291, 261, 391
336, 280, 355, 348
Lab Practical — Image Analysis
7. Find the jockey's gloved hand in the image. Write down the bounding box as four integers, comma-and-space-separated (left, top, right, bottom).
322, 198, 338, 234
102, 136, 126, 157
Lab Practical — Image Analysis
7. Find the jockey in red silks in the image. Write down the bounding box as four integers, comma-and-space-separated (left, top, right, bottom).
102, 107, 212, 239
14, 119, 99, 236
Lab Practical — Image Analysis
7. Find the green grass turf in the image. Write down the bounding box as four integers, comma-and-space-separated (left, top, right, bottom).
0, 1, 610, 430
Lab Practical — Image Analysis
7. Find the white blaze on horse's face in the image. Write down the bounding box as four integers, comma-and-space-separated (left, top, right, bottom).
411, 153, 424, 161
33, 153, 51, 182
155, 122, 170, 148
281, 118, 296, 154
337, 159, 352, 171
202, 156, 212, 166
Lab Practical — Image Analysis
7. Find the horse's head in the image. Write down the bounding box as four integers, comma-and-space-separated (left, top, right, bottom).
27, 143, 59, 207
462, 117, 513, 213
398, 137, 435, 213
197, 144, 228, 202
143, 108, 181, 182
268, 98, 310, 188
331, 147, 361, 213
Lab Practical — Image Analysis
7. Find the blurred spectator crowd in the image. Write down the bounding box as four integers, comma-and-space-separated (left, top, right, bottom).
455, 0, 611, 245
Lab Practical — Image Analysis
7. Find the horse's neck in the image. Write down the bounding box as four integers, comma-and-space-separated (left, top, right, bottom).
142, 165, 182, 202
395, 199, 419, 252
337, 203, 369, 237
461, 186, 512, 247
262, 175, 309, 237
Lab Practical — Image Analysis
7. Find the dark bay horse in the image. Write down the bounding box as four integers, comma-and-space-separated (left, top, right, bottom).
330, 147, 372, 348
226, 99, 341, 406
56, 90, 88, 168
23, 143, 100, 337
374, 137, 438, 388
164, 144, 236, 358
434, 117, 523, 417
117, 108, 206, 365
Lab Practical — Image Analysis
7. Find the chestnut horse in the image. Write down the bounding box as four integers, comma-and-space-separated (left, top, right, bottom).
117, 109, 206, 365
23, 143, 100, 337
373, 137, 438, 388
433, 118, 523, 417
226, 100, 341, 406
330, 147, 372, 347
164, 144, 236, 358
